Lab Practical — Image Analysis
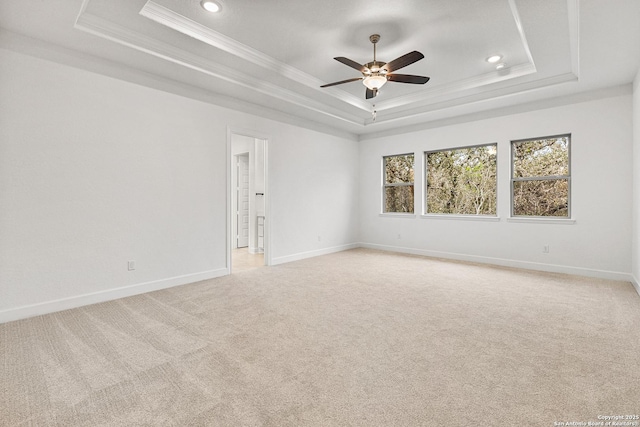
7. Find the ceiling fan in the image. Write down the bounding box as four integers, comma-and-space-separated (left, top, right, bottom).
321, 34, 430, 100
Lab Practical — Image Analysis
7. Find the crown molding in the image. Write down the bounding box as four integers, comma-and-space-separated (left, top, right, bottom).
364, 72, 579, 127
375, 62, 537, 111
359, 84, 631, 141
370, 0, 581, 121
567, 0, 580, 79
139, 0, 552, 117
75, 9, 366, 127
0, 29, 361, 140
140, 0, 371, 112
375, 0, 538, 112
70, 0, 583, 135
508, 0, 536, 69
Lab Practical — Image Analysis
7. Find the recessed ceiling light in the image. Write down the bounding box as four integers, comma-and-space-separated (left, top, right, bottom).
486, 55, 502, 63
200, 0, 221, 13
495, 62, 506, 70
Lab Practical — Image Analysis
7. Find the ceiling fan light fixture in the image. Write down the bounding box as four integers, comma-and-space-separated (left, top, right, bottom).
363, 75, 387, 90
495, 62, 506, 70
200, 0, 221, 13
320, 34, 428, 99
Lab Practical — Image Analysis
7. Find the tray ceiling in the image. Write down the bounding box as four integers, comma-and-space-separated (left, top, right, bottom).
1, 0, 639, 138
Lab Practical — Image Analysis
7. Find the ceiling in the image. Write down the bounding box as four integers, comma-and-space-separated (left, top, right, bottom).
1, 0, 639, 139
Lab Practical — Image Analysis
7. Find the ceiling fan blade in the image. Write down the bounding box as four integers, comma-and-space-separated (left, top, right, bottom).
382, 51, 424, 73
365, 88, 377, 99
320, 77, 363, 88
387, 74, 430, 84
334, 57, 368, 73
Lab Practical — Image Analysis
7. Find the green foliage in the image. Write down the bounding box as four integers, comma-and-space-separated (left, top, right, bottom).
385, 185, 415, 213
513, 137, 569, 178
512, 136, 570, 217
385, 155, 414, 184
384, 155, 414, 213
382, 136, 569, 217
513, 180, 569, 217
426, 145, 497, 215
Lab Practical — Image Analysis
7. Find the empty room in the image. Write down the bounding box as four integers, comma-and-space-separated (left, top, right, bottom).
1, 0, 640, 425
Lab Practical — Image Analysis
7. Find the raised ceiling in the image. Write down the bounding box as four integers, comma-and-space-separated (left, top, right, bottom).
1, 0, 639, 138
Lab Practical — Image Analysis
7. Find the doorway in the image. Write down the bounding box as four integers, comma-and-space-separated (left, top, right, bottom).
228, 130, 269, 273
236, 153, 249, 249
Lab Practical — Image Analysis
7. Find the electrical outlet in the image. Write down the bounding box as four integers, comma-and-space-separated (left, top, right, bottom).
128, 260, 136, 271
543, 245, 550, 254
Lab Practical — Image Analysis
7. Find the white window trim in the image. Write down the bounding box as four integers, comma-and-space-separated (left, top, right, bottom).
510, 134, 572, 219
379, 213, 417, 219
421, 214, 500, 222
506, 217, 576, 225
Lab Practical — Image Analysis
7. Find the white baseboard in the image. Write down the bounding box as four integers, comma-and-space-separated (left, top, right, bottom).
358, 242, 633, 282
270, 243, 359, 266
3, 245, 636, 324
0, 268, 229, 324
631, 275, 640, 297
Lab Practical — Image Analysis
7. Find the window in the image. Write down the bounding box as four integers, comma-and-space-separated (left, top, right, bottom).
425, 144, 497, 215
383, 154, 414, 213
511, 135, 570, 217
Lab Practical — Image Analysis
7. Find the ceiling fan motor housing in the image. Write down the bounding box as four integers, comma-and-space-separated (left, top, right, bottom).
365, 62, 386, 74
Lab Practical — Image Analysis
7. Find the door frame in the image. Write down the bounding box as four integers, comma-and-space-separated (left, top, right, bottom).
226, 127, 271, 273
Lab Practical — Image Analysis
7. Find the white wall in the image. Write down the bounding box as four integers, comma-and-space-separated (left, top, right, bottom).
359, 94, 633, 279
1, 40, 635, 323
632, 69, 640, 293
0, 47, 359, 322
268, 125, 360, 264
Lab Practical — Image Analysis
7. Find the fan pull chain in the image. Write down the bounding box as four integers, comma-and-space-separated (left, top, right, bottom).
372, 105, 377, 122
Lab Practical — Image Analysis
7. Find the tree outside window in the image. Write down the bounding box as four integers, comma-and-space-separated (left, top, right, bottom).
425, 144, 497, 215
511, 135, 570, 217
383, 154, 414, 213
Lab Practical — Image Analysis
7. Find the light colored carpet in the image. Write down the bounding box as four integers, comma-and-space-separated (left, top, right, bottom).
1, 248, 639, 426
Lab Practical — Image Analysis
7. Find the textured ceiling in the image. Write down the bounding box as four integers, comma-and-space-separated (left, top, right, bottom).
1, 0, 639, 138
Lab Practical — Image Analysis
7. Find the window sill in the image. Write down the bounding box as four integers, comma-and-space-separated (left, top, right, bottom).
379, 213, 416, 219
420, 214, 500, 222
507, 217, 576, 225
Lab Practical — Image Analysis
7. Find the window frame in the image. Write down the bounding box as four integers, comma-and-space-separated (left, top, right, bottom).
423, 142, 498, 217
510, 134, 571, 218
382, 153, 415, 214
